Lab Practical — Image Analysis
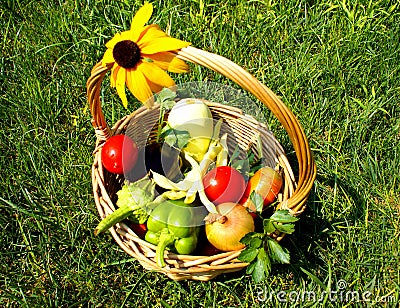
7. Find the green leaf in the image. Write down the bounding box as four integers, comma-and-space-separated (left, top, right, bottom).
270, 210, 299, 223
241, 234, 264, 249
245, 258, 256, 275
253, 248, 271, 283
229, 145, 241, 163
238, 247, 259, 263
250, 191, 264, 213
157, 88, 177, 109
156, 89, 177, 142
240, 232, 262, 245
246, 149, 255, 165
263, 219, 276, 234
274, 222, 296, 234
249, 236, 264, 248
252, 257, 267, 283
160, 125, 191, 149
248, 158, 264, 176
243, 246, 272, 283
267, 238, 290, 264
161, 99, 176, 111
231, 158, 250, 176
229, 145, 264, 178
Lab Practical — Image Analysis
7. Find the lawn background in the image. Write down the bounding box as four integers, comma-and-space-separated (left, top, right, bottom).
1, 0, 399, 307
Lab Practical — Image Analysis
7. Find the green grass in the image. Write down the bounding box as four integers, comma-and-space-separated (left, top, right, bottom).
1, 0, 399, 306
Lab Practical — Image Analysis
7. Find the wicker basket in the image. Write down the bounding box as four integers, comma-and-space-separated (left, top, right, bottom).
87, 46, 316, 281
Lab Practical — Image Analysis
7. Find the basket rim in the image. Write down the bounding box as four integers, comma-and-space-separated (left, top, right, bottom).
86, 46, 317, 281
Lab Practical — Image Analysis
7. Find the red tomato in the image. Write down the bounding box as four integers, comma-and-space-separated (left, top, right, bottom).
130, 223, 147, 239
101, 135, 138, 174
202, 166, 246, 205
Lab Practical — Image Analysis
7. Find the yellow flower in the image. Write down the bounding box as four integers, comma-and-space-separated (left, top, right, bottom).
101, 3, 190, 108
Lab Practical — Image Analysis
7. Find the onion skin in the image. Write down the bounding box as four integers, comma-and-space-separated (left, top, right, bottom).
204, 202, 255, 251
239, 166, 283, 215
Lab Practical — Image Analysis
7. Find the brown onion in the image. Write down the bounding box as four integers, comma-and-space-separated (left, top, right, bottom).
204, 202, 255, 251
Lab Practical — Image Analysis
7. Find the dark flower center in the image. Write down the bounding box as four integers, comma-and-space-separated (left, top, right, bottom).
113, 40, 141, 68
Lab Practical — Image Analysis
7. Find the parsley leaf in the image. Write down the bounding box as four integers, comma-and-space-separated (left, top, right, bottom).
243, 247, 271, 283
238, 210, 298, 283
274, 223, 296, 234
238, 247, 259, 263
239, 232, 261, 246
252, 249, 270, 283
250, 191, 264, 213
155, 88, 177, 142
229, 146, 265, 178
270, 210, 299, 223
263, 219, 276, 234
229, 145, 241, 163
157, 88, 177, 110
160, 124, 191, 149
267, 238, 290, 264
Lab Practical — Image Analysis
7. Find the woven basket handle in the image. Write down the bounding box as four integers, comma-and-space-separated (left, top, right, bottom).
87, 46, 316, 213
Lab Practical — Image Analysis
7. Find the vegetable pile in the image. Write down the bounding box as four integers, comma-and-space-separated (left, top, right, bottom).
95, 89, 298, 282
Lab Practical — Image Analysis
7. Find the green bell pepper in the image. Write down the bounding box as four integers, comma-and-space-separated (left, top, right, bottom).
145, 199, 204, 267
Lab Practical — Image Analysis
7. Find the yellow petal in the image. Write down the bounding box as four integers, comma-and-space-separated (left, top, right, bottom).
102, 48, 115, 66
119, 30, 134, 41
139, 61, 175, 89
130, 2, 153, 31
136, 25, 167, 42
132, 24, 163, 44
146, 78, 164, 94
125, 66, 154, 108
110, 63, 120, 88
116, 67, 128, 108
148, 51, 189, 73
140, 36, 190, 54
105, 32, 122, 49
105, 30, 133, 50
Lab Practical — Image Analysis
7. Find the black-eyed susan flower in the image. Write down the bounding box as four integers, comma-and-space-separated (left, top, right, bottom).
101, 2, 191, 108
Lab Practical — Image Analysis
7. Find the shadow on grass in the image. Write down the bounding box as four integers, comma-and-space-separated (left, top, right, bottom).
281, 171, 367, 283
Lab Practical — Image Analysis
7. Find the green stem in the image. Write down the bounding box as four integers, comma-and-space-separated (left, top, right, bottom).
155, 229, 175, 267
156, 109, 165, 143
94, 204, 134, 235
